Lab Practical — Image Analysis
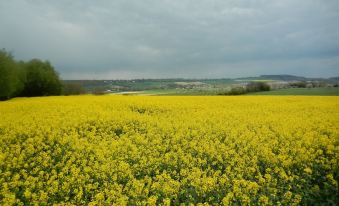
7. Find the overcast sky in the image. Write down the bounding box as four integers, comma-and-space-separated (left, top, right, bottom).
1, 0, 338, 79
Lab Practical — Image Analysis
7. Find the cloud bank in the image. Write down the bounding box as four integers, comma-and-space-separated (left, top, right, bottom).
1, 0, 338, 79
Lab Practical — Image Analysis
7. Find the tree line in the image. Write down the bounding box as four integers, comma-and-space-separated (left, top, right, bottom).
0, 49, 85, 100
218, 82, 271, 95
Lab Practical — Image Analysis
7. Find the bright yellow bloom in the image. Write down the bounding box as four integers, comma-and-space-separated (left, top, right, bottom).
0, 96, 338, 205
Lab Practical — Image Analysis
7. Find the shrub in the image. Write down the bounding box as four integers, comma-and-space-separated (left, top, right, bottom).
289, 81, 307, 88
229, 87, 247, 95
63, 83, 86, 95
246, 82, 271, 92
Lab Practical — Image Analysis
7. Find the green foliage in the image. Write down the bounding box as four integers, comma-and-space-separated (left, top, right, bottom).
0, 49, 62, 100
218, 82, 271, 95
289, 81, 307, 88
230, 87, 247, 95
21, 59, 62, 97
246, 82, 271, 92
0, 49, 21, 100
221, 87, 247, 95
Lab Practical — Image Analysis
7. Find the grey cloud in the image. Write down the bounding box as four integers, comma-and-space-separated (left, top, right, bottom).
0, 0, 338, 79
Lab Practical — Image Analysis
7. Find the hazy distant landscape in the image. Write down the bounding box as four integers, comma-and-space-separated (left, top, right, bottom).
63, 75, 339, 96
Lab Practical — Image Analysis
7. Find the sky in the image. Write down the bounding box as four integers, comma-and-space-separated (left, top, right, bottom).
0, 0, 339, 79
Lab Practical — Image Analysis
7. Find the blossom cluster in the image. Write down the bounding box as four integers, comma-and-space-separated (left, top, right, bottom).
0, 96, 338, 205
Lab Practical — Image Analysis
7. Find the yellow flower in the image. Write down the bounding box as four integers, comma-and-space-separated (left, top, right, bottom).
0, 96, 337, 205
258, 195, 269, 205
304, 167, 312, 174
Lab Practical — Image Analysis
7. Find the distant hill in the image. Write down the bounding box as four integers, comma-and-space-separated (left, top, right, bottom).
328, 77, 339, 83
240, 75, 339, 83
259, 75, 307, 81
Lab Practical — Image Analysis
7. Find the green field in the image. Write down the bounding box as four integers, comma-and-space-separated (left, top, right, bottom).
248, 87, 339, 96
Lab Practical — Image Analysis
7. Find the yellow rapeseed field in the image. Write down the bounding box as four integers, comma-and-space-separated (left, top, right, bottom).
0, 96, 338, 205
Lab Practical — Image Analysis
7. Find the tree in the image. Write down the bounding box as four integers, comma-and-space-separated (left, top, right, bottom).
0, 49, 21, 100
21, 59, 62, 96
246, 82, 271, 92
289, 81, 307, 88
228, 86, 247, 95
